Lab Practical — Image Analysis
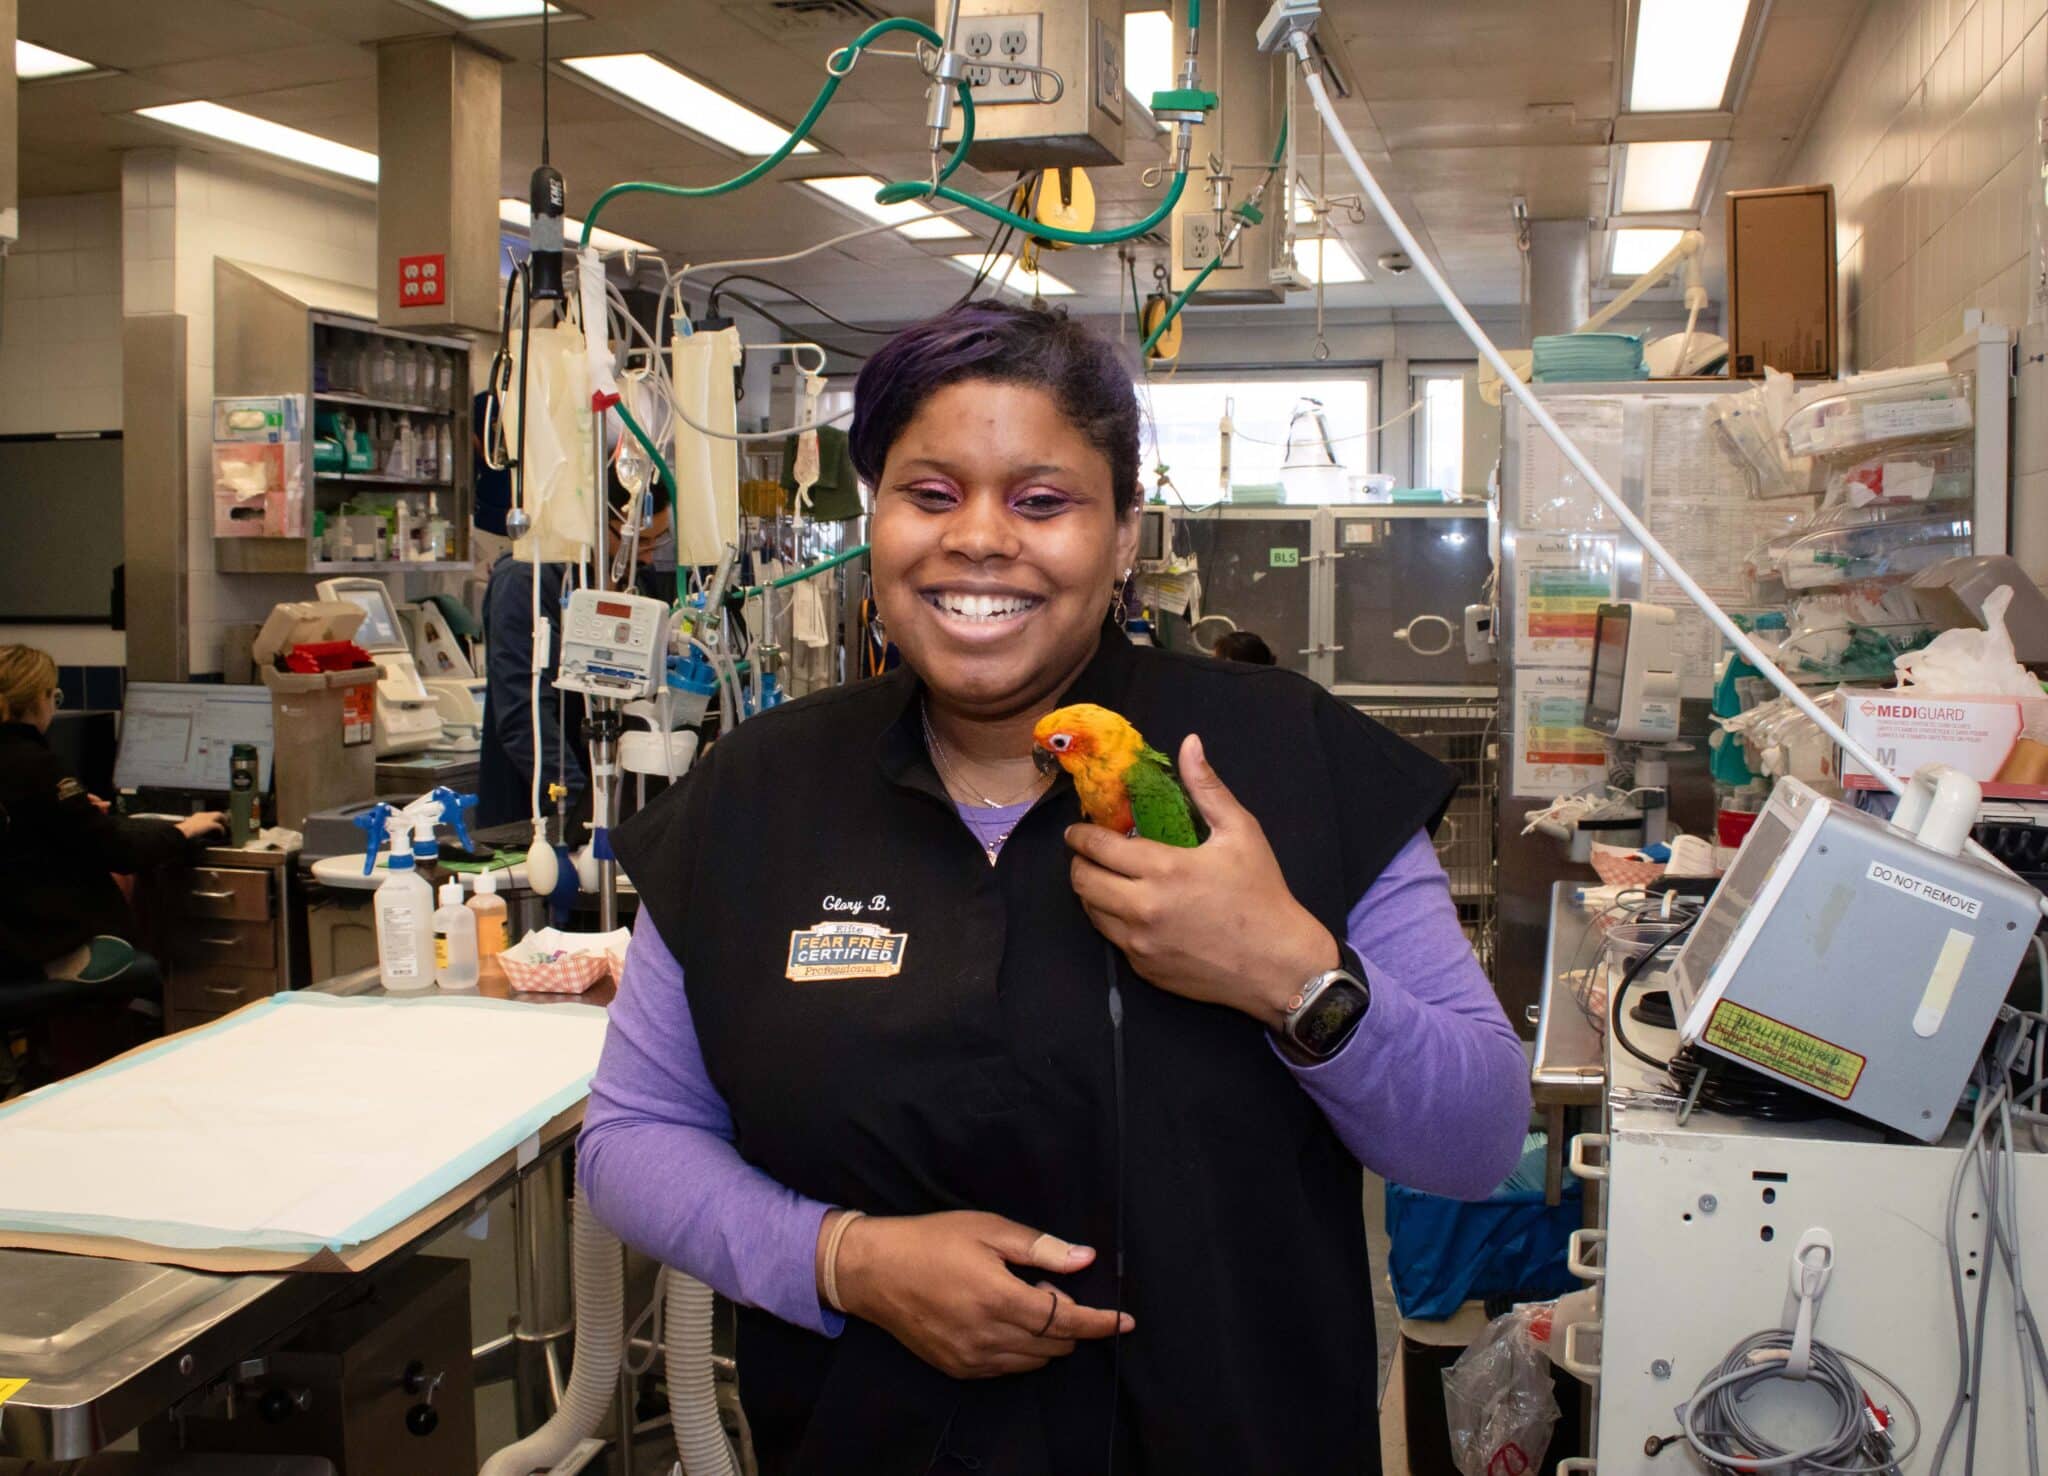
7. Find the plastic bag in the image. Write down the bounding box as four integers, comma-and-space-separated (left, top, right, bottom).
1442, 1306, 1561, 1476
1895, 584, 2045, 695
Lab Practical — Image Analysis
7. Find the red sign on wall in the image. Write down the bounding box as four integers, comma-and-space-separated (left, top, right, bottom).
397, 254, 446, 306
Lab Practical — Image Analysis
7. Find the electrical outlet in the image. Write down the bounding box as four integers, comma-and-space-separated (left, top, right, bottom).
1094, 17, 1124, 122
1180, 215, 1241, 271
956, 12, 1042, 104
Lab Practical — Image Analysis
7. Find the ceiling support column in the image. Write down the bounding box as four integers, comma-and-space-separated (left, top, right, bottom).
1526, 218, 1589, 340
376, 36, 501, 334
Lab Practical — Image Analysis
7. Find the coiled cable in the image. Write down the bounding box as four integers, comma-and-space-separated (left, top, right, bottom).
1681, 1327, 1918, 1475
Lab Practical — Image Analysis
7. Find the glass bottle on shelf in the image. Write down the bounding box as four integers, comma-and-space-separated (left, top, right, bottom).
438, 421, 455, 482
437, 351, 455, 411
418, 417, 437, 480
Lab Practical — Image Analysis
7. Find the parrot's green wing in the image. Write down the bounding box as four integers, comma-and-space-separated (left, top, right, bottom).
1127, 744, 1207, 847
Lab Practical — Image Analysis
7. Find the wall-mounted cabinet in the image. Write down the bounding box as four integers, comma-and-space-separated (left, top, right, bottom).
213, 259, 473, 576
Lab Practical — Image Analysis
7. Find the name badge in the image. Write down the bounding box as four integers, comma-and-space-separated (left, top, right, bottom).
786, 920, 910, 982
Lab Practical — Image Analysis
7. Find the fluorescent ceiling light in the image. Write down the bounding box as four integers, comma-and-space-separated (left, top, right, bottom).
420, 0, 559, 17
946, 252, 1075, 296
1628, 0, 1750, 112
1619, 139, 1711, 214
1611, 226, 1684, 276
561, 53, 817, 157
133, 101, 379, 183
1123, 10, 1174, 117
15, 40, 97, 79
799, 176, 970, 240
499, 198, 652, 254
1292, 236, 1367, 285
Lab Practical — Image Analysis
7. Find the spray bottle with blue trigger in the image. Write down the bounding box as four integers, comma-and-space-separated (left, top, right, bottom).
354, 802, 398, 877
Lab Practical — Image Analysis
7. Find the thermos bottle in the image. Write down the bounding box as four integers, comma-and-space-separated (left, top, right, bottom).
229, 742, 260, 846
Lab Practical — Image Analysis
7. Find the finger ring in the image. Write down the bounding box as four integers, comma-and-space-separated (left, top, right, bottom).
1036, 1289, 1059, 1337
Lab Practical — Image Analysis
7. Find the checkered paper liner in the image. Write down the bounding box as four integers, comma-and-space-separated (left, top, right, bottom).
498, 927, 632, 995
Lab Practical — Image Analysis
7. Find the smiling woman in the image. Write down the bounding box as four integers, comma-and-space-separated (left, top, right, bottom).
589, 300, 1532, 1475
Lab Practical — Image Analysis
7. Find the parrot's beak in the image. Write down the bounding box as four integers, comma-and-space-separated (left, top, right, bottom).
1032, 746, 1060, 777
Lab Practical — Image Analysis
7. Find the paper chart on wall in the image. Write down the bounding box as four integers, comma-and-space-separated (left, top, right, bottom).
1513, 666, 1608, 798
1514, 533, 1618, 666
1516, 401, 1627, 532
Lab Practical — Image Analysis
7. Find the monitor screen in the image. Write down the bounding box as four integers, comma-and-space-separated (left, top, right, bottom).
113, 683, 275, 794
1585, 605, 1630, 731
325, 580, 403, 652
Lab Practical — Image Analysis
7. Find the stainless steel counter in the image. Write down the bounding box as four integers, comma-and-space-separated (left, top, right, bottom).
0, 980, 595, 1459
1531, 881, 1607, 1106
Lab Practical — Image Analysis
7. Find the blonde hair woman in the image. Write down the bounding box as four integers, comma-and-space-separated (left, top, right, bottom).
0, 646, 220, 992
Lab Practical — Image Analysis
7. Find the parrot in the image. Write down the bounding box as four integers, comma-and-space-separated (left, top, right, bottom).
1031, 703, 1207, 847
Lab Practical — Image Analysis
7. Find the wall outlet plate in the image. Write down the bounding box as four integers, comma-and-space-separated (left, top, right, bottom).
958, 12, 1043, 104
1180, 214, 1241, 271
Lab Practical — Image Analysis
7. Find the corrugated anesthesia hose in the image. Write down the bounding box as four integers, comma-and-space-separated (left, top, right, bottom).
1289, 30, 2048, 918
664, 1269, 740, 1475
477, 1196, 626, 1476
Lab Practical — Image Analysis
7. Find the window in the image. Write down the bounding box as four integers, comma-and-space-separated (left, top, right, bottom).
1410, 363, 1475, 494
1137, 373, 1377, 503
1123, 9, 1174, 128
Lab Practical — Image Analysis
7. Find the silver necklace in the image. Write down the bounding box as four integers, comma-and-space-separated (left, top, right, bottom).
929, 700, 1056, 810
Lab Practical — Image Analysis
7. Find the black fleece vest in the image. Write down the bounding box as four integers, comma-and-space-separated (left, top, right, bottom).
613, 628, 1456, 1475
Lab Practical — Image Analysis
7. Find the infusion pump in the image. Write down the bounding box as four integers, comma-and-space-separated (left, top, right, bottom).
556, 589, 672, 699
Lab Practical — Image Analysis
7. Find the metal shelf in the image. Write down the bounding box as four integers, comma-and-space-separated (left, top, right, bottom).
315, 390, 457, 416
315, 473, 454, 488
309, 560, 473, 574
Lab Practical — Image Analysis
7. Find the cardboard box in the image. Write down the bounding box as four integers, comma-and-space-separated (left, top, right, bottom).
1728, 185, 1838, 379
1840, 690, 2048, 799
252, 601, 380, 829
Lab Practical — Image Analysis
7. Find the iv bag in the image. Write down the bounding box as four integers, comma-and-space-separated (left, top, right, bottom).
508, 321, 596, 563
1280, 396, 1350, 504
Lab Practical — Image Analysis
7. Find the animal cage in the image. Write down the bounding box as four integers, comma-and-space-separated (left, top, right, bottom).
1355, 699, 1499, 974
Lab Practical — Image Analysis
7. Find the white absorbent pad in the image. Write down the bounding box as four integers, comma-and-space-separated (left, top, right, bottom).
0, 992, 608, 1254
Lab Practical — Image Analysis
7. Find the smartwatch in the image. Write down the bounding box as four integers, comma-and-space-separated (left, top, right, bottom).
1280, 950, 1372, 1060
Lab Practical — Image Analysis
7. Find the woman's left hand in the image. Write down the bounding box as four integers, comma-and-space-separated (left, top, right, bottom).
1065, 733, 1338, 1029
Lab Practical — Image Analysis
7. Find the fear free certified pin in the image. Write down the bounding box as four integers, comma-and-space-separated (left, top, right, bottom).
786, 920, 910, 981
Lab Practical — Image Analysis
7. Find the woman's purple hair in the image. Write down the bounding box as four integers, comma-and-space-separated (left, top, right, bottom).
849, 300, 1141, 515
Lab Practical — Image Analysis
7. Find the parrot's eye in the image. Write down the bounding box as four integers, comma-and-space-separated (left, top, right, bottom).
1049, 733, 1072, 751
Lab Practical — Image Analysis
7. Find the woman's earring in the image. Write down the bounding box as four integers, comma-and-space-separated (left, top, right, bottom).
1110, 569, 1131, 619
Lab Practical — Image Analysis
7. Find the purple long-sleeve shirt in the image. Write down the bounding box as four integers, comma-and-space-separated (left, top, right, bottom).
580, 821, 1529, 1337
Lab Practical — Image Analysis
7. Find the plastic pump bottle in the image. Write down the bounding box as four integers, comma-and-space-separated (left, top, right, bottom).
469, 868, 509, 957
434, 881, 479, 990
374, 821, 436, 992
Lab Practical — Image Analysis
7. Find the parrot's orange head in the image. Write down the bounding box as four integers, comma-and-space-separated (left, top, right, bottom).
1032, 704, 1142, 777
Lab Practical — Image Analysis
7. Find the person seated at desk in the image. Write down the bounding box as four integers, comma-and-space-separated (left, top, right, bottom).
0, 647, 223, 989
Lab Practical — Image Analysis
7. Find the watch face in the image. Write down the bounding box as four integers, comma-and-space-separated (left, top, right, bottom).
1295, 978, 1367, 1056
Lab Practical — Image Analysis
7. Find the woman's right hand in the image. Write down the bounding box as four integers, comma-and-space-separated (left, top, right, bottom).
177, 811, 226, 839
824, 1210, 1132, 1379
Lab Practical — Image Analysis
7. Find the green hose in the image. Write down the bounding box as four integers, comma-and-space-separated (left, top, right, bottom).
878, 169, 1189, 248
1142, 254, 1219, 356
1139, 117, 1289, 360
739, 541, 870, 598
580, 17, 974, 247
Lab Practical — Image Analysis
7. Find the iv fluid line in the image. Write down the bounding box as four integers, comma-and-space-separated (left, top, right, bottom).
1287, 31, 2048, 918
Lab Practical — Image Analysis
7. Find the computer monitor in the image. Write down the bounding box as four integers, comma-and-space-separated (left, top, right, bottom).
113, 683, 274, 795
316, 576, 405, 654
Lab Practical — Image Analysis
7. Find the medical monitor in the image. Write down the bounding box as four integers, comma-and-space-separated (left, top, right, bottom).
1582, 601, 1680, 743
316, 577, 405, 654
113, 683, 274, 794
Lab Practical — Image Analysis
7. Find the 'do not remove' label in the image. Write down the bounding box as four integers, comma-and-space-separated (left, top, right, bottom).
1867, 860, 1982, 920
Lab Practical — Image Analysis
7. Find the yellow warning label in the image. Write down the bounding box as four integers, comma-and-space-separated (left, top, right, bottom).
1704, 1002, 1865, 1100
0, 1377, 28, 1406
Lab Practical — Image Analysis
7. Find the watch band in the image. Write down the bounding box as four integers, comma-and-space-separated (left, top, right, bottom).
1282, 948, 1372, 1060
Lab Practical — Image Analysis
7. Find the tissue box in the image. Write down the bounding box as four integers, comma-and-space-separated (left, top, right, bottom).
499, 927, 631, 994
1839, 691, 2048, 799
